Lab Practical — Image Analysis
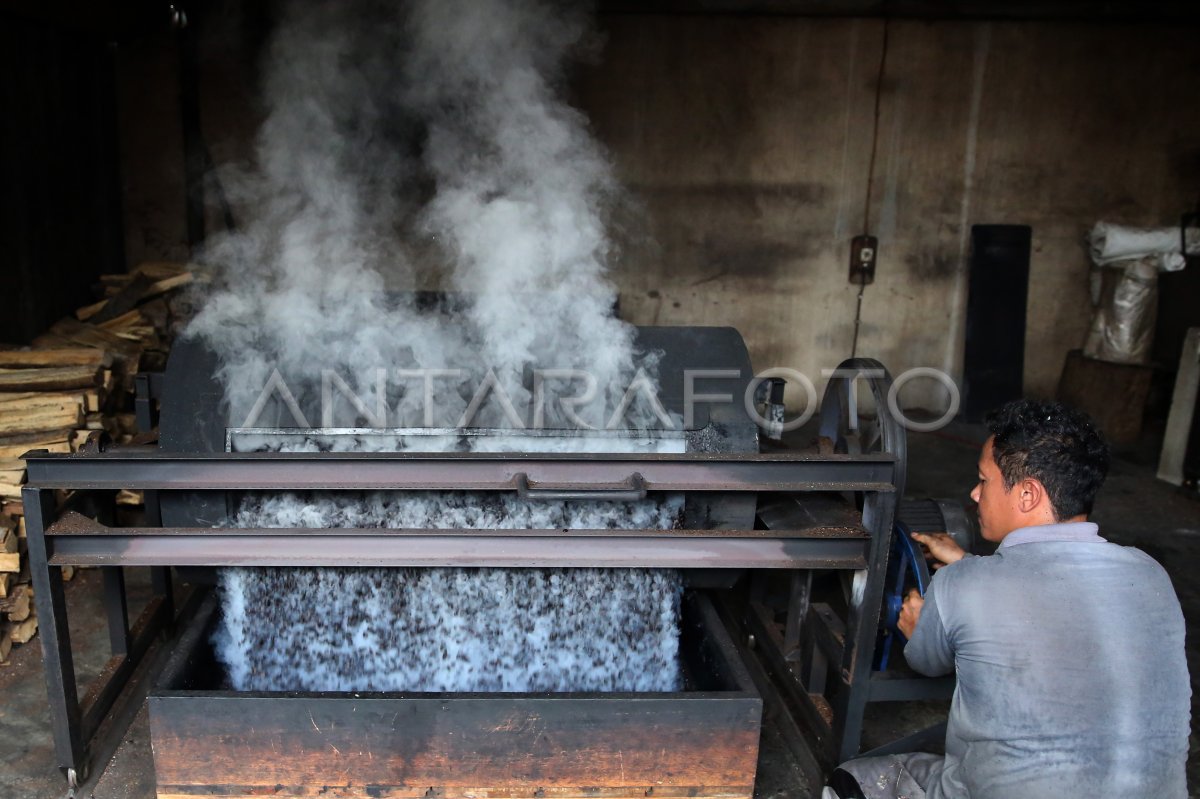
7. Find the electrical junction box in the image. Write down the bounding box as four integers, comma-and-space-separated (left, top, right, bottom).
850, 235, 878, 284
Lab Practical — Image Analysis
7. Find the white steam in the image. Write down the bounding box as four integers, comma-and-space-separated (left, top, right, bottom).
187, 0, 659, 431
194, 0, 689, 694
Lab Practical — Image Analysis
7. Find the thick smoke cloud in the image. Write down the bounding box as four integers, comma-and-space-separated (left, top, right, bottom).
191, 0, 687, 694
188, 0, 661, 432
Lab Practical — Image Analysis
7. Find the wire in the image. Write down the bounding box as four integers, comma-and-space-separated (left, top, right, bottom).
851, 17, 890, 358
862, 18, 890, 235
850, 271, 867, 358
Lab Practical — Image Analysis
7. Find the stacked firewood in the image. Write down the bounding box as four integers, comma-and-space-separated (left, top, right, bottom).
0, 262, 197, 662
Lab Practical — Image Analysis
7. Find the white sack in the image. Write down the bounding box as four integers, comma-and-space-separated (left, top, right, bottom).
1083, 257, 1159, 364
1088, 222, 1188, 271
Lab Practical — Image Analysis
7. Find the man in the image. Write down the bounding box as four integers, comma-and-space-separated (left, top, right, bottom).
824, 399, 1190, 799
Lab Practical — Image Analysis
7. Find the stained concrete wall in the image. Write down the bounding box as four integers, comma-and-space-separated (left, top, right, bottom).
579, 16, 1200, 410
117, 13, 1200, 412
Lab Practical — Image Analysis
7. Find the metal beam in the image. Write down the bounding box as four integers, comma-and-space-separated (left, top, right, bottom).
49, 532, 869, 570
24, 450, 896, 493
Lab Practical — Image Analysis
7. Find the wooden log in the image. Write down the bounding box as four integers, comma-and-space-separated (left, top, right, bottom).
0, 366, 100, 392
113, 412, 138, 436
0, 624, 11, 662
0, 584, 31, 622
0, 573, 12, 600
0, 348, 111, 369
9, 614, 36, 644
0, 528, 19, 572
86, 273, 154, 325
138, 298, 171, 332
48, 318, 141, 360
144, 272, 193, 298
29, 331, 76, 349
116, 489, 144, 507
134, 261, 191, 280
0, 403, 83, 436
97, 309, 145, 332
1, 500, 22, 518
75, 299, 108, 321
0, 391, 87, 412
0, 438, 70, 459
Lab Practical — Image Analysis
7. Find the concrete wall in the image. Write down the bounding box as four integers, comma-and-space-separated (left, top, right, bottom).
117, 13, 1200, 410
579, 16, 1200, 409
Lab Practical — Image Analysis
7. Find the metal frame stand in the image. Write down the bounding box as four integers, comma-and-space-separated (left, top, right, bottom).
25, 430, 916, 788
734, 360, 954, 770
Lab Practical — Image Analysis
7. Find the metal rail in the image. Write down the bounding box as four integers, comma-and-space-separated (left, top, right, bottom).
24, 448, 897, 492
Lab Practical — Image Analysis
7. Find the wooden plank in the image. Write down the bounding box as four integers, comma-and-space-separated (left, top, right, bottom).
149, 695, 760, 797
0, 403, 83, 436
0, 349, 110, 369
0, 391, 87, 412
0, 439, 69, 459
0, 366, 100, 392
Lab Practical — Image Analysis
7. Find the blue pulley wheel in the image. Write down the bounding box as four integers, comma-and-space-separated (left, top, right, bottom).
875, 520, 931, 670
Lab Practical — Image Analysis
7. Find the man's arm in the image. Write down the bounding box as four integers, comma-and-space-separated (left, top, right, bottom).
911, 531, 967, 569
901, 579, 955, 676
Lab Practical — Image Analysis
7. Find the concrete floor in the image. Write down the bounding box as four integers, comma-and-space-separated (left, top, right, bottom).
1, 422, 1196, 798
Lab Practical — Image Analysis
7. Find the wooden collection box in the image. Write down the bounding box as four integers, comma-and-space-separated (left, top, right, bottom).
148, 590, 762, 799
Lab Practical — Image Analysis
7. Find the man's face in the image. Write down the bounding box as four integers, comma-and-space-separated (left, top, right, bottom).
970, 437, 1021, 542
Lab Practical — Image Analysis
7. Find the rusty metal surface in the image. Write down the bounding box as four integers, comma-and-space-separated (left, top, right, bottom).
23, 449, 897, 492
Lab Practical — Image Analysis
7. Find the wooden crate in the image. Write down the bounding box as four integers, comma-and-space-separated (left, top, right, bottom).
149, 590, 762, 799
1057, 349, 1154, 447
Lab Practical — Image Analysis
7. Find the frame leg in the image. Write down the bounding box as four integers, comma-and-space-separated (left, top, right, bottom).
23, 486, 85, 777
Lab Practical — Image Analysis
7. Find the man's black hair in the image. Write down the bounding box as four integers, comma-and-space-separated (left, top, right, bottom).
985, 399, 1110, 521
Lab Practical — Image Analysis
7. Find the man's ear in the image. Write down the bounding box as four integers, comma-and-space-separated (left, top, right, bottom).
1016, 478, 1046, 514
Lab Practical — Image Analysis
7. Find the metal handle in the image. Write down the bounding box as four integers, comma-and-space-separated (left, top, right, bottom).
513, 472, 647, 502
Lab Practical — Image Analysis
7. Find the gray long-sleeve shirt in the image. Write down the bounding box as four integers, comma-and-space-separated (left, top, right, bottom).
904, 522, 1191, 799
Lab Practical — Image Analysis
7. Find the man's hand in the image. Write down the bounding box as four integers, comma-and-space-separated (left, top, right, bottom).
898, 589, 924, 639
911, 531, 966, 569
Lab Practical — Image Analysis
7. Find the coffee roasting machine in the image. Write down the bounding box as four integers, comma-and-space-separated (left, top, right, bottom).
25, 326, 962, 797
